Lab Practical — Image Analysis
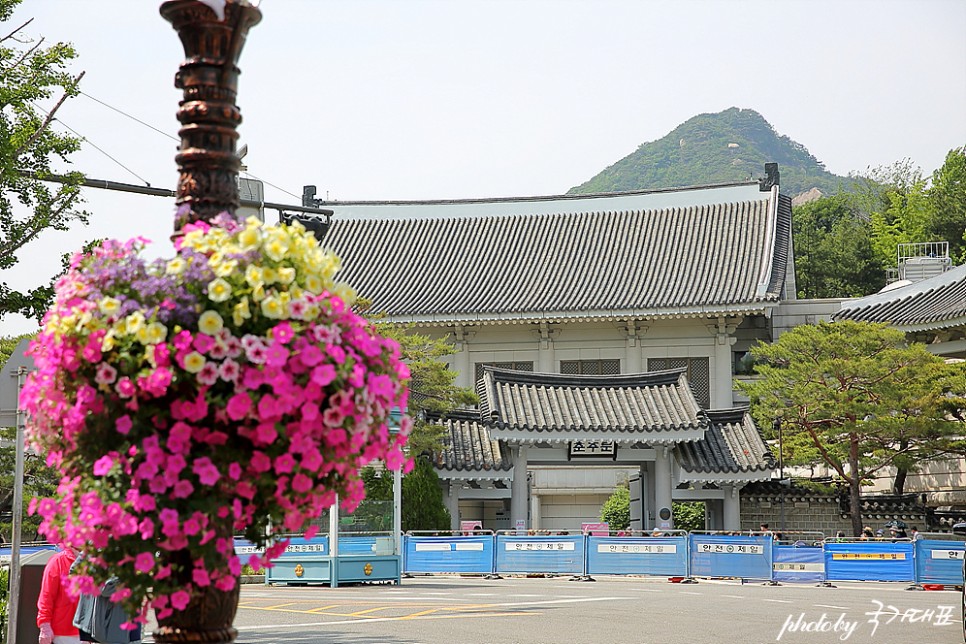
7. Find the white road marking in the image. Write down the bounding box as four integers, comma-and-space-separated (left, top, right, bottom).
762, 598, 792, 604
814, 604, 851, 610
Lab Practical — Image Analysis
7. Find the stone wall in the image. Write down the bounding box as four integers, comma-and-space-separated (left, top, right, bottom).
740, 487, 929, 538
740, 492, 852, 538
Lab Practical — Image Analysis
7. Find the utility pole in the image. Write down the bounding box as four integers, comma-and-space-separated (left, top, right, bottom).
5, 366, 28, 644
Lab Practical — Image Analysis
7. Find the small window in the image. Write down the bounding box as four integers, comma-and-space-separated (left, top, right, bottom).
647, 357, 710, 408
475, 361, 534, 384
559, 359, 621, 375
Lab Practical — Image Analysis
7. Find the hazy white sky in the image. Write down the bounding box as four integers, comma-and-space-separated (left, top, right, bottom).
2, 0, 965, 336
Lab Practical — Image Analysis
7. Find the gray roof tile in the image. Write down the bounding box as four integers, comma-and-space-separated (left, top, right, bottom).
433, 410, 513, 473
674, 408, 776, 475
321, 192, 790, 323
431, 374, 774, 478
834, 263, 966, 331
478, 366, 706, 438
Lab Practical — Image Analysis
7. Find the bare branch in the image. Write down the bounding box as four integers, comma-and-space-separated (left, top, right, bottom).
1, 16, 33, 43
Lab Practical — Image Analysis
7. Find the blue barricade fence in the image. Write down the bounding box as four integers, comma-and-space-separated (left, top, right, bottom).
688, 533, 773, 581
772, 544, 825, 583
586, 533, 688, 577
403, 532, 495, 574
228, 530, 964, 587
495, 531, 584, 575
337, 534, 388, 556
824, 540, 915, 582
914, 536, 965, 586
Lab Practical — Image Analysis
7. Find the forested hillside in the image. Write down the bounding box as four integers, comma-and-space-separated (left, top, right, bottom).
569, 107, 848, 198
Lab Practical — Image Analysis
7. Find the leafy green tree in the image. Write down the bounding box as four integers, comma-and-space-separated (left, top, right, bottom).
0, 0, 88, 321
671, 502, 705, 533
928, 146, 966, 262
738, 321, 961, 536
375, 324, 477, 457
793, 195, 884, 297
600, 484, 630, 530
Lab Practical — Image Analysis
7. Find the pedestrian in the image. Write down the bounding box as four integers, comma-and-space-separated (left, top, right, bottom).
73, 576, 142, 644
910, 526, 920, 540
36, 544, 80, 644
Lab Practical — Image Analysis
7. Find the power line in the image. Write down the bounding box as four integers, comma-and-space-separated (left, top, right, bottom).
47, 114, 153, 186
79, 91, 303, 201
80, 91, 178, 142
29, 100, 149, 185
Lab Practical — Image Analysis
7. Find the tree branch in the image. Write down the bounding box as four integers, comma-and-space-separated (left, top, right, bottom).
13, 70, 85, 159
1, 17, 33, 43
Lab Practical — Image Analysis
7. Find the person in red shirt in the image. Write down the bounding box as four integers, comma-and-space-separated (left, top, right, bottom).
36, 545, 81, 644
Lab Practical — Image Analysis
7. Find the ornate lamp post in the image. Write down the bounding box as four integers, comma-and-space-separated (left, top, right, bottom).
160, 0, 261, 229
155, 2, 260, 641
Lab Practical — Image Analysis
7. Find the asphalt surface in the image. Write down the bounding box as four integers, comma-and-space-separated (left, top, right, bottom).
142, 575, 964, 644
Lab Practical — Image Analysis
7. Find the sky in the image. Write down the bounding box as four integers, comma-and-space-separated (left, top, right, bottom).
2, 0, 965, 336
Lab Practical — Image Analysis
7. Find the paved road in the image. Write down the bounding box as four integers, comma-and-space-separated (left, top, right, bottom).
147, 575, 963, 644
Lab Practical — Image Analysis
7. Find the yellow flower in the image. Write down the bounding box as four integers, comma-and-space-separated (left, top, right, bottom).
183, 351, 206, 373
260, 295, 285, 319
125, 311, 145, 335
98, 297, 121, 316
232, 298, 251, 327
251, 283, 265, 302
238, 225, 261, 251
207, 278, 232, 303
262, 267, 278, 284
303, 302, 321, 320
213, 258, 238, 278
277, 266, 296, 285
263, 230, 290, 262
137, 321, 168, 345
102, 329, 116, 351
331, 282, 356, 306
303, 274, 324, 295
245, 265, 264, 288
75, 311, 93, 332
198, 310, 224, 335
180, 229, 206, 252
166, 257, 186, 276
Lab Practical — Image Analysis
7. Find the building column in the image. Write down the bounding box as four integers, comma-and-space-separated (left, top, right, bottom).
622, 320, 646, 373
453, 325, 475, 389
444, 481, 461, 531
536, 323, 556, 372
530, 492, 541, 531
653, 446, 673, 529
723, 484, 742, 531
707, 316, 740, 409
510, 445, 529, 530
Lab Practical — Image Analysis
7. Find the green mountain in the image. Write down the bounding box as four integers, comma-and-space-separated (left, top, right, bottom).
568, 107, 849, 198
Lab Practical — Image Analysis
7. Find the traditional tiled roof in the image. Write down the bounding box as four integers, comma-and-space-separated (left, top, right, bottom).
477, 366, 707, 443
833, 264, 966, 331
432, 409, 513, 474
320, 185, 791, 324
674, 408, 775, 480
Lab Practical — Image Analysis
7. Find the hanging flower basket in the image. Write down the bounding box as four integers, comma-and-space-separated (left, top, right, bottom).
21, 212, 411, 624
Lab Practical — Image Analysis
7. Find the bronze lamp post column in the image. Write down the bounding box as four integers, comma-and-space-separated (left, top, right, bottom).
161, 0, 261, 230
153, 2, 261, 641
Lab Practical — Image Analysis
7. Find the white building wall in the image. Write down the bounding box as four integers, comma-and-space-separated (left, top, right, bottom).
537, 493, 611, 531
